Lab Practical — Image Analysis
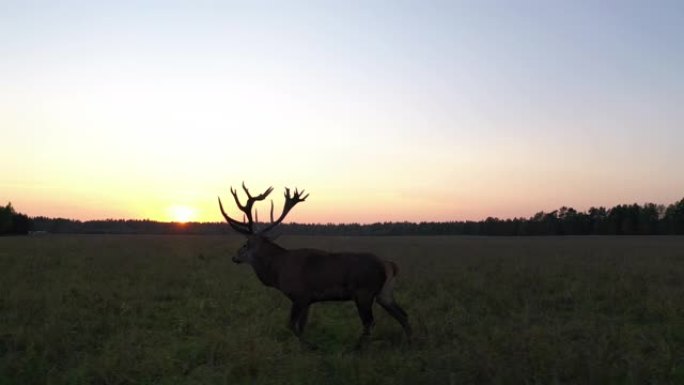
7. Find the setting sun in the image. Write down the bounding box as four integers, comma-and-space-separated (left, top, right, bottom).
169, 205, 195, 223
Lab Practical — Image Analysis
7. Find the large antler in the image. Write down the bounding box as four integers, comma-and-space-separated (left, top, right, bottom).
258, 187, 309, 235
218, 182, 274, 234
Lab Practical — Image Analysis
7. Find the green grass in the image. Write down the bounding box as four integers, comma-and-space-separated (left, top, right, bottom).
1, 235, 684, 384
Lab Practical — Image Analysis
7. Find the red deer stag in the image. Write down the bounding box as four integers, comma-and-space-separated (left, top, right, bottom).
219, 183, 412, 348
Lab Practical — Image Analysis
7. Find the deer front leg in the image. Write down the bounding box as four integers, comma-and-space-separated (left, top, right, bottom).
288, 301, 307, 336
296, 303, 310, 333
288, 300, 316, 350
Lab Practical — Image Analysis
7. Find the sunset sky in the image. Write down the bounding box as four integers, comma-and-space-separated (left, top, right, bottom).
2, 1, 683, 223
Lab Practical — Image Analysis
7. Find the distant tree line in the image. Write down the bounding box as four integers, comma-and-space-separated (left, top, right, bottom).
30, 217, 229, 235
25, 197, 684, 236
0, 203, 32, 235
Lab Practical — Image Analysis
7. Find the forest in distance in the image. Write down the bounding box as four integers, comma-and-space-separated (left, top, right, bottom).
3, 197, 684, 236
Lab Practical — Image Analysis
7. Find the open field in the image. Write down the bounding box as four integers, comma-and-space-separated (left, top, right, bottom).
1, 235, 684, 384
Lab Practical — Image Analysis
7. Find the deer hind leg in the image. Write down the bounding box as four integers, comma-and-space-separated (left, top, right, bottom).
378, 299, 412, 339
354, 293, 375, 349
377, 275, 413, 339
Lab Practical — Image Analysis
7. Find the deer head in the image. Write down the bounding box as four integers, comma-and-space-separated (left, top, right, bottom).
218, 182, 308, 263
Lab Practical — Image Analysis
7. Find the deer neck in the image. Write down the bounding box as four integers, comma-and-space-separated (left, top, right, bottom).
249, 242, 286, 287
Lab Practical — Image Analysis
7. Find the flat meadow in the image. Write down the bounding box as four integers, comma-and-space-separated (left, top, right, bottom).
1, 234, 683, 384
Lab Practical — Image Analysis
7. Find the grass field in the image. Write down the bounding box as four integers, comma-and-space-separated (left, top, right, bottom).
1, 235, 684, 384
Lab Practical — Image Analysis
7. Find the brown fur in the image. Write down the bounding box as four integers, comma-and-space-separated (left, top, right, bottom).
234, 235, 412, 346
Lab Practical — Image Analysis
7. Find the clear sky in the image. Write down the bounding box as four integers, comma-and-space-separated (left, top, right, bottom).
2, 1, 683, 223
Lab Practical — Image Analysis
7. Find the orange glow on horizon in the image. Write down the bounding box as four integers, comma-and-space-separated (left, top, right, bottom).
5, 183, 684, 225
168, 205, 196, 223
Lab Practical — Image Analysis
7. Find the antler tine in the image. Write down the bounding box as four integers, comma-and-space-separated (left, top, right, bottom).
258, 186, 309, 235
230, 186, 244, 211
241, 182, 252, 198
219, 183, 275, 234
259, 186, 275, 200
243, 181, 274, 200
285, 188, 309, 207
218, 196, 251, 234
270, 199, 275, 223
294, 188, 309, 201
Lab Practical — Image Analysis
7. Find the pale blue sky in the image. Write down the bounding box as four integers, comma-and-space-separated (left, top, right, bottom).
1, 1, 683, 222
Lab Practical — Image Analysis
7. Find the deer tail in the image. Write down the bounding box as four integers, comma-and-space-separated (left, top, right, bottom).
379, 260, 399, 304
388, 260, 399, 277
